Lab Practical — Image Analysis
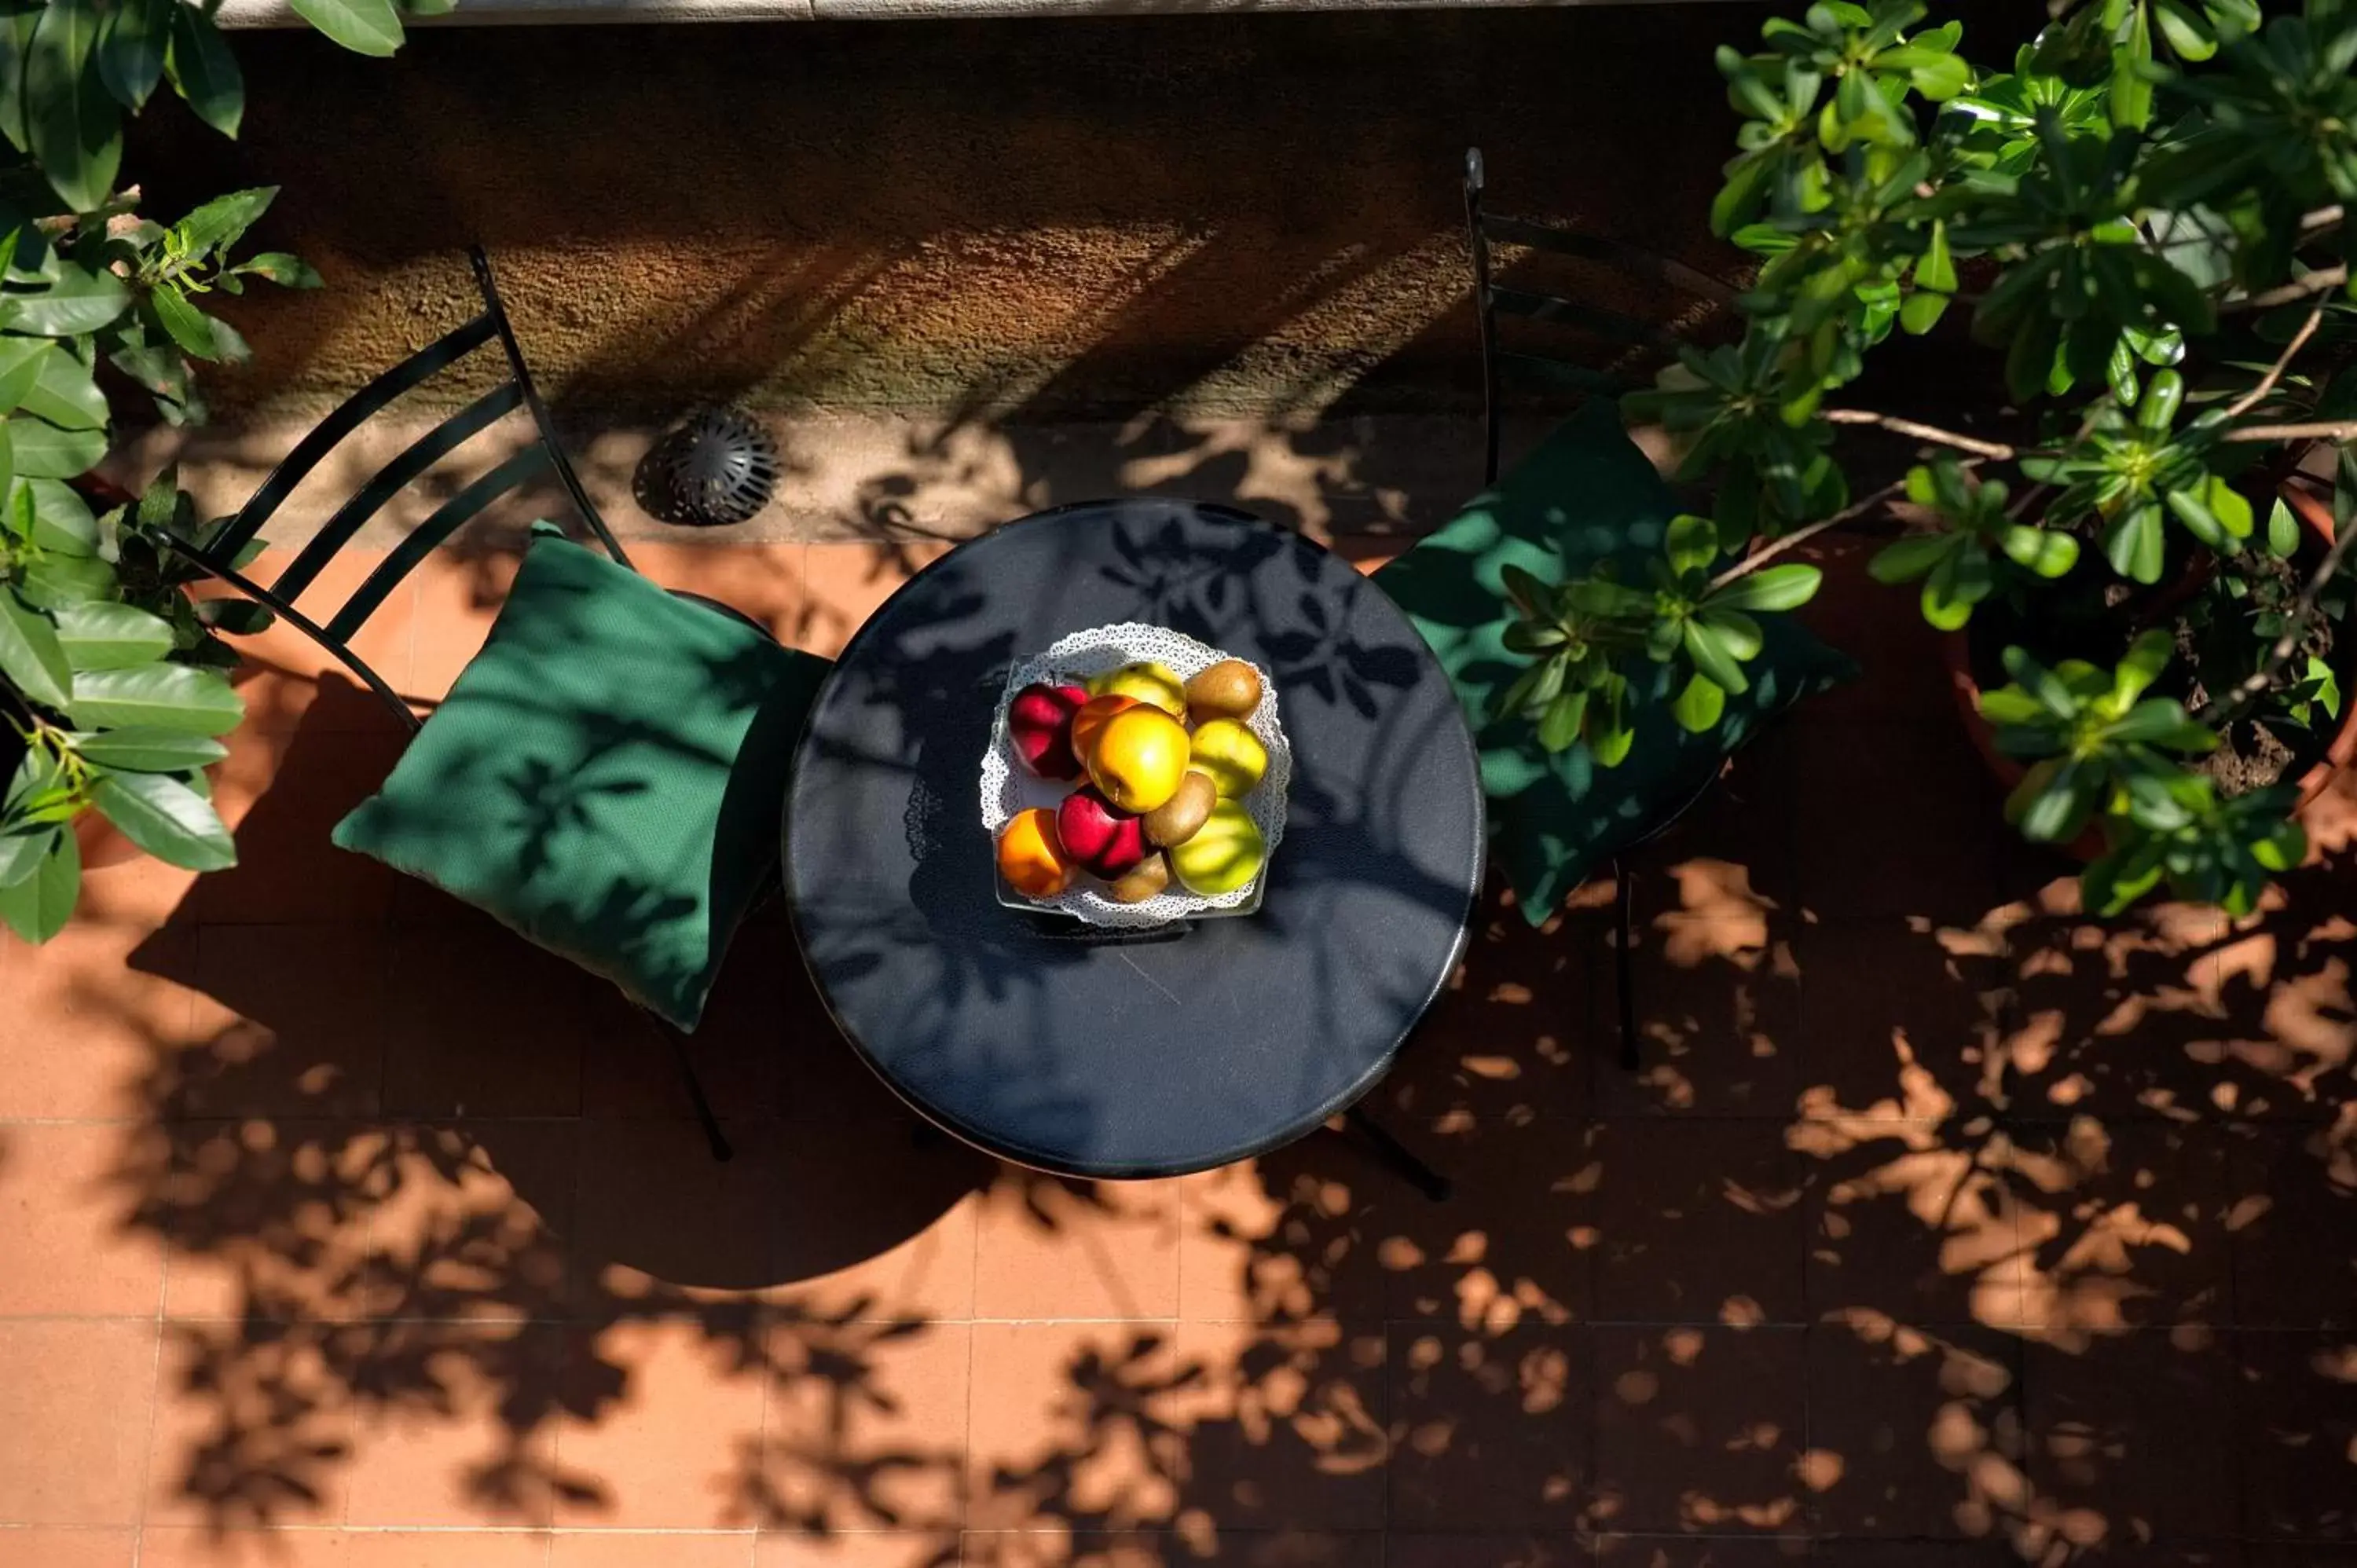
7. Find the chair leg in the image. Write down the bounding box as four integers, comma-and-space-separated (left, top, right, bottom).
637, 1006, 734, 1163
1614, 855, 1639, 1072
1341, 1107, 1452, 1203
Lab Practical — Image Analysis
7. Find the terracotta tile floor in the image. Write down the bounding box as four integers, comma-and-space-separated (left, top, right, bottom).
6, 534, 2357, 1568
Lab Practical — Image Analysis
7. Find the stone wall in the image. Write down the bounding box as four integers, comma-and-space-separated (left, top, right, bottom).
130, 4, 1815, 424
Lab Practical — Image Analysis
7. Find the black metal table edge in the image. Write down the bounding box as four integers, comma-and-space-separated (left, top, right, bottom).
778, 500, 1488, 1185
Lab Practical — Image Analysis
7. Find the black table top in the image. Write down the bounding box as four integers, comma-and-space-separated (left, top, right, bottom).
783, 499, 1485, 1178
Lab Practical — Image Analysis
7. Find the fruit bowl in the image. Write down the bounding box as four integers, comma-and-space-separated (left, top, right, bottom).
981, 623, 1290, 928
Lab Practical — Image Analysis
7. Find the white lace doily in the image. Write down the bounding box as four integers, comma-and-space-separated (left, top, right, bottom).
981, 623, 1291, 927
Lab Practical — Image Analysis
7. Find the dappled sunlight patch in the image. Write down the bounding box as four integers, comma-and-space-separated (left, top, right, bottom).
1659, 857, 1778, 929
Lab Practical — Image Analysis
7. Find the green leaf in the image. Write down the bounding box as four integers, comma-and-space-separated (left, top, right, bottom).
1710, 562, 1822, 612
2115, 628, 2175, 706
2103, 503, 2167, 584
23, 478, 93, 555
0, 337, 44, 413
235, 251, 322, 289
2309, 655, 2341, 721
70, 727, 227, 772
68, 662, 242, 735
0, 825, 79, 942
1681, 619, 1750, 696
1916, 219, 1957, 294
53, 599, 173, 669
1501, 621, 1568, 656
0, 825, 53, 889
2011, 755, 2102, 844
96, 0, 167, 111
2000, 525, 2081, 577
2165, 484, 2230, 549
290, 0, 405, 55
18, 343, 105, 430
1921, 544, 1992, 631
24, 0, 122, 214
149, 283, 218, 361
2154, 0, 2216, 58
1492, 654, 1560, 724
2108, 696, 2216, 751
2110, 1, 2154, 128
6, 261, 129, 337
2083, 837, 2168, 915
0, 587, 71, 709
165, 3, 243, 138
90, 770, 234, 870
0, 13, 39, 153
6, 415, 103, 480
1666, 513, 1719, 577
15, 549, 114, 608
1899, 289, 1950, 335
2202, 475, 2252, 540
1537, 687, 1588, 752
1497, 562, 1552, 621
1671, 672, 1727, 733
1585, 674, 1635, 767
1870, 532, 1954, 584
173, 186, 276, 258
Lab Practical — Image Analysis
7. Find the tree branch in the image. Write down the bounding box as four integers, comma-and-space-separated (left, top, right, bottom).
2194, 487, 2357, 724
1706, 478, 1913, 592
2223, 419, 2357, 444
2223, 301, 2326, 423
1821, 408, 2018, 461
2223, 266, 2349, 313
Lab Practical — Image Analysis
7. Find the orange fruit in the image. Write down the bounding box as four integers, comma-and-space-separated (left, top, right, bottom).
1087, 706, 1191, 814
996, 807, 1074, 898
1069, 692, 1140, 765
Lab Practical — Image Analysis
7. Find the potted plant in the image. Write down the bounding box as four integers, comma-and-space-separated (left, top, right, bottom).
1490, 0, 2357, 918
0, 0, 434, 943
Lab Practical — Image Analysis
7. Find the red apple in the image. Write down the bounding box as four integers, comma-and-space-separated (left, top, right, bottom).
1056, 786, 1148, 879
1008, 682, 1088, 779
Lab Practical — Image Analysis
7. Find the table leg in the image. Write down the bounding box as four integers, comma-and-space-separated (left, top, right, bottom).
1340, 1107, 1451, 1202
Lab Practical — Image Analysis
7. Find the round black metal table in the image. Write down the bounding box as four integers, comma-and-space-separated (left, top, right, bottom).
783, 499, 1485, 1179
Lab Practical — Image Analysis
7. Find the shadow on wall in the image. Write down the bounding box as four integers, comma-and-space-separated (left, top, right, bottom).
128, 5, 1813, 425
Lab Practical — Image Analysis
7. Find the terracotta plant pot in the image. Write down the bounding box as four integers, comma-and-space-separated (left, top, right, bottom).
1944, 480, 2357, 862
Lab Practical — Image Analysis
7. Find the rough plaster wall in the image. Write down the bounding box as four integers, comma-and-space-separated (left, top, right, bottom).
129, 3, 2037, 426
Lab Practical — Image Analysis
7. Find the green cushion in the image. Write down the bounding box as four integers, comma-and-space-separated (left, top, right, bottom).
332, 526, 827, 1030
1376, 402, 1854, 925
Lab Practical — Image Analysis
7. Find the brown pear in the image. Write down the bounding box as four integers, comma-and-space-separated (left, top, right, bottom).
1105, 852, 1172, 903
1141, 770, 1217, 847
1185, 659, 1263, 722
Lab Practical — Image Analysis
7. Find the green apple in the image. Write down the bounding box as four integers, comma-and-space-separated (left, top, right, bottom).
1189, 718, 1268, 798
1090, 661, 1187, 718
1168, 800, 1266, 896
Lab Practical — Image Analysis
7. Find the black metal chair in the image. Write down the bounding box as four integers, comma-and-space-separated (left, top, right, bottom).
1461, 147, 1739, 1072
1464, 145, 1739, 486
163, 245, 753, 1161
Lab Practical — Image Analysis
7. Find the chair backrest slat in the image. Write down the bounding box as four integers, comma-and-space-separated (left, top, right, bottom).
173, 246, 639, 729
324, 445, 554, 644
212, 312, 502, 559
1489, 285, 1678, 351
1494, 350, 1629, 397
1463, 145, 1732, 484
270, 381, 527, 605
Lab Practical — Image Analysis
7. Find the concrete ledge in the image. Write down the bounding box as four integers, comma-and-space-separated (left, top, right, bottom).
216, 0, 1707, 25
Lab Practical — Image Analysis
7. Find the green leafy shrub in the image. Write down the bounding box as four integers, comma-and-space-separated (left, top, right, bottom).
0, 2, 422, 942
1498, 0, 2357, 917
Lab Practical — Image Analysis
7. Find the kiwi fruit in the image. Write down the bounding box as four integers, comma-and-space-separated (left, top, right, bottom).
1105, 852, 1172, 903
1185, 659, 1263, 722
1142, 770, 1217, 847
